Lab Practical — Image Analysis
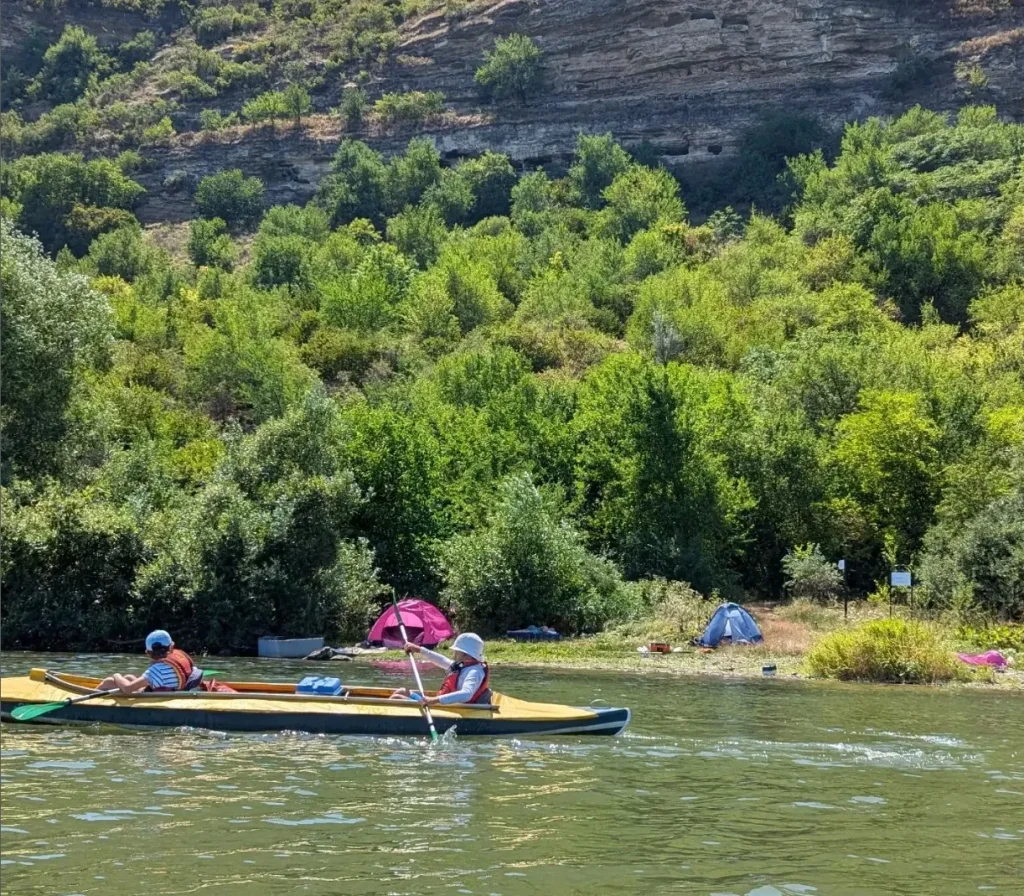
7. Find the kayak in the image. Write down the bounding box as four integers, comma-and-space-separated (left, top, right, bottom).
0, 669, 631, 737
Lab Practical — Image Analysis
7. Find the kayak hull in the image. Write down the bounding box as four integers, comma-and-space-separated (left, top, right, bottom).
0, 673, 630, 737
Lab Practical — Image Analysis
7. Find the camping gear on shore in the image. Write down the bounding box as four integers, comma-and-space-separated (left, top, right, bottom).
1, 669, 631, 737
648, 642, 671, 653
694, 603, 763, 648
956, 650, 1008, 668
258, 636, 324, 658
391, 592, 439, 741
367, 599, 454, 649
507, 625, 561, 642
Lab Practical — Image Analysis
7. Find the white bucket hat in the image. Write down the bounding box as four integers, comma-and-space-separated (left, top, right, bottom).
451, 633, 485, 661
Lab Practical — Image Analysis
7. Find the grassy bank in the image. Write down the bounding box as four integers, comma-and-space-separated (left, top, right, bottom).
393, 602, 1022, 689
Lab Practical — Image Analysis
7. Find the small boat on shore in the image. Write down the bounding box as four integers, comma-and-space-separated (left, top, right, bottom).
0, 669, 630, 737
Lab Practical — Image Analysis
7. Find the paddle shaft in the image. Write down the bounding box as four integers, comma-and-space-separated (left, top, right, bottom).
391, 593, 439, 741
11, 688, 117, 721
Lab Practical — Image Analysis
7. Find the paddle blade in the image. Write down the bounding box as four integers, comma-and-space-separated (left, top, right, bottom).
11, 701, 68, 721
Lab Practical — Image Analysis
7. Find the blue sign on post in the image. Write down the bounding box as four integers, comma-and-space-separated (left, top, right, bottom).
890, 571, 912, 588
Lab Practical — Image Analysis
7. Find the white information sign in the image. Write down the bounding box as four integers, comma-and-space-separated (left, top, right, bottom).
837, 559, 846, 572
890, 571, 912, 588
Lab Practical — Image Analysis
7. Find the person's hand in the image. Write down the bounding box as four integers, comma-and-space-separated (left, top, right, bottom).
403, 641, 421, 654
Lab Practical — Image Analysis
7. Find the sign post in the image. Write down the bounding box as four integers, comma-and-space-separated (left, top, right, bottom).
890, 568, 912, 617
838, 559, 847, 618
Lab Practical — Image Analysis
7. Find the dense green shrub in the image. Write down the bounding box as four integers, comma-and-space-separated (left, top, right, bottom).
372, 90, 445, 126
806, 618, 966, 683
4, 152, 145, 253
187, 217, 237, 268
782, 543, 843, 602
31, 26, 109, 105
440, 473, 632, 634
194, 169, 265, 226
0, 222, 112, 483
474, 34, 543, 105
340, 87, 367, 128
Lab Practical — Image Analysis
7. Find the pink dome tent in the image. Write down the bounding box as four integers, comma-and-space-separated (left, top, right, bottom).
367, 599, 454, 648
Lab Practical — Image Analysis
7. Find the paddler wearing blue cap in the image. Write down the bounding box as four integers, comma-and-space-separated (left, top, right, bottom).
96, 630, 205, 694
390, 633, 492, 705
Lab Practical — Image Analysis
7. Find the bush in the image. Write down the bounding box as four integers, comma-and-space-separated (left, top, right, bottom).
805, 618, 967, 683
474, 33, 543, 105
782, 543, 843, 601
299, 327, 379, 382
606, 578, 710, 642
1, 222, 112, 482
340, 87, 367, 128
32, 26, 109, 105
194, 169, 265, 227
187, 217, 236, 268
242, 89, 288, 126
199, 109, 239, 131
439, 473, 632, 634
85, 223, 151, 280
372, 90, 445, 127
955, 624, 1024, 652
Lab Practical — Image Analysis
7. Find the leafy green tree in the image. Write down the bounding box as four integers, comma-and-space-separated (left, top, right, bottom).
568, 133, 632, 209
340, 87, 367, 128
85, 223, 152, 281
194, 169, 265, 227
440, 473, 629, 633
600, 165, 685, 243
315, 139, 389, 227
386, 204, 448, 268
242, 89, 288, 127
830, 390, 941, 564
4, 152, 144, 254
456, 151, 517, 221
386, 137, 443, 212
187, 217, 237, 268
573, 354, 742, 589
0, 222, 112, 482
251, 233, 314, 289
283, 83, 312, 125
474, 34, 543, 105
32, 26, 109, 105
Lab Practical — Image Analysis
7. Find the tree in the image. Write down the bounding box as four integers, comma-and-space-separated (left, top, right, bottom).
194, 169, 265, 227
314, 139, 389, 227
32, 26, 108, 105
283, 83, 312, 126
340, 87, 367, 129
568, 133, 632, 209
830, 390, 941, 564
0, 222, 112, 483
5, 152, 145, 254
474, 34, 543, 105
187, 217, 237, 268
242, 90, 288, 128
439, 473, 628, 634
782, 544, 843, 601
455, 151, 517, 221
600, 165, 686, 243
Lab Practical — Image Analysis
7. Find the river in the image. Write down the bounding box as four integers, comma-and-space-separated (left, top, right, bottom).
1, 652, 1021, 895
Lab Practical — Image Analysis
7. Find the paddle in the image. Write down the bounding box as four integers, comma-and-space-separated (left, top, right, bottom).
11, 689, 117, 722
391, 590, 439, 742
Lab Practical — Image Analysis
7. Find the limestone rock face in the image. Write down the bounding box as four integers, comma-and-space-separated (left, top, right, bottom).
17, 0, 1015, 220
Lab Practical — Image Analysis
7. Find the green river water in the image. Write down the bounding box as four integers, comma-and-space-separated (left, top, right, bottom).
1, 652, 1022, 895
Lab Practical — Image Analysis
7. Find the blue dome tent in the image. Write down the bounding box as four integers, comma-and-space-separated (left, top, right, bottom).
695, 603, 763, 648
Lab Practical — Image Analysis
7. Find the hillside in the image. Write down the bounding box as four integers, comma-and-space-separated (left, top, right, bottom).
1, 0, 1022, 653
3, 0, 1023, 220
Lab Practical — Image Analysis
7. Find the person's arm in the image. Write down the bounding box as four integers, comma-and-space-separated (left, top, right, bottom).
434, 665, 485, 705
404, 643, 451, 671
112, 673, 149, 694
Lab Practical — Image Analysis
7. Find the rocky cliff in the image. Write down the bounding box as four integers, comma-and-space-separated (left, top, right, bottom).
21, 0, 1017, 222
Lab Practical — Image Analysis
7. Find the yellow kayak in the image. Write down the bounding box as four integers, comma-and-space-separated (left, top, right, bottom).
0, 668, 630, 737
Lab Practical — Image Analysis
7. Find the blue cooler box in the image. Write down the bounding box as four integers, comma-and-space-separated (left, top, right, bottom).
297, 676, 343, 696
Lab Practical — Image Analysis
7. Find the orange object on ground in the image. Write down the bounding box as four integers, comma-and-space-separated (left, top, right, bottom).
648, 642, 671, 653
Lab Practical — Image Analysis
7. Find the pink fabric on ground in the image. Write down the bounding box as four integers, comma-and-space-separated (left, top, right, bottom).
956, 650, 1008, 668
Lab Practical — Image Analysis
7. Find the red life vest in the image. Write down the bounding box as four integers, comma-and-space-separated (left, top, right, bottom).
150, 648, 200, 691
437, 659, 491, 704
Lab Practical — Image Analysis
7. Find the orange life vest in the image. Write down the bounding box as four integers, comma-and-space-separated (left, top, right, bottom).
437, 659, 491, 704
150, 648, 201, 691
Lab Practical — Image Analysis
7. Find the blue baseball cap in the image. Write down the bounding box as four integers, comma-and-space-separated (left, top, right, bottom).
145, 630, 173, 650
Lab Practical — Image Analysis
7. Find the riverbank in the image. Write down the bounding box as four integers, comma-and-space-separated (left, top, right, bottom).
410, 603, 1023, 690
